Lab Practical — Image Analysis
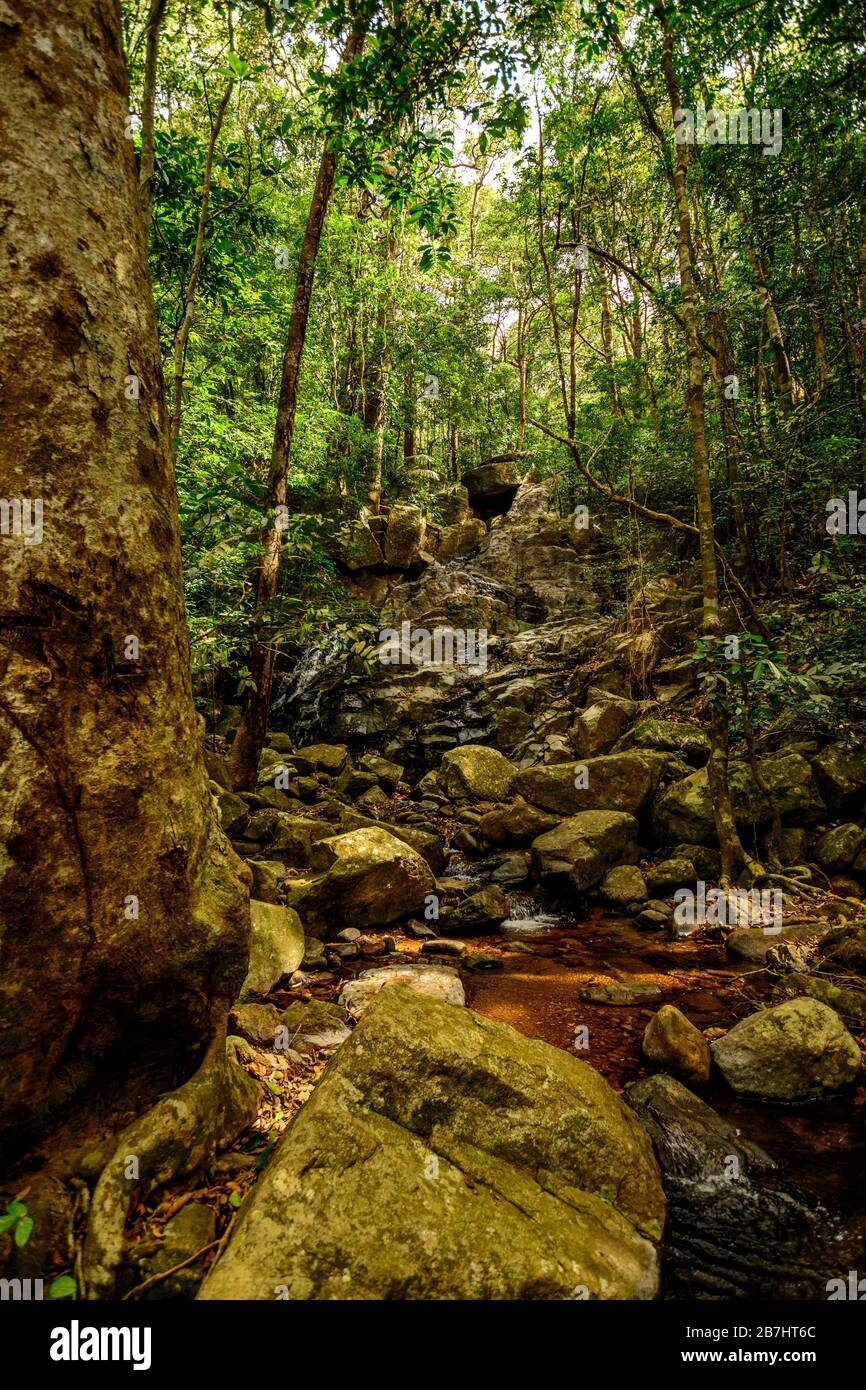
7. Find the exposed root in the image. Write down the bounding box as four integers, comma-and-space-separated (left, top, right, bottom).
82, 1031, 259, 1299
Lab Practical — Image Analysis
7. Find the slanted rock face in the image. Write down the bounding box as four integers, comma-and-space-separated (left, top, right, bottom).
531, 810, 639, 893
199, 987, 665, 1300
711, 998, 861, 1101
284, 828, 435, 935
518, 752, 668, 817
239, 902, 305, 1001
653, 754, 826, 845
383, 503, 427, 568
439, 744, 518, 802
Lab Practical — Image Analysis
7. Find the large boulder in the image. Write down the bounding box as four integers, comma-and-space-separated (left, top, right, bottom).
439, 744, 518, 802
238, 902, 304, 1001
437, 885, 509, 935
572, 693, 638, 758
199, 987, 665, 1300
616, 718, 709, 766
284, 828, 435, 935
477, 796, 560, 846
710, 997, 861, 1101
462, 457, 521, 515
383, 503, 426, 568
653, 754, 826, 846
518, 752, 667, 817
333, 519, 383, 571
532, 811, 639, 893
811, 745, 866, 812
435, 516, 487, 561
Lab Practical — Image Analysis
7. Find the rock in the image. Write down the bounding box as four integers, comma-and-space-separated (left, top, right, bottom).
439, 745, 518, 802
334, 768, 379, 798
725, 921, 830, 964
335, 927, 361, 942
625, 1074, 828, 1299
641, 1005, 711, 1085
228, 1002, 283, 1048
635, 905, 670, 932
654, 754, 826, 845
238, 902, 305, 1001
333, 519, 383, 571
420, 939, 466, 958
301, 938, 328, 971
518, 752, 667, 817
284, 828, 435, 934
358, 753, 404, 792
600, 864, 648, 908
217, 790, 248, 834
572, 694, 638, 758
773, 973, 866, 1026
383, 503, 426, 568
817, 922, 866, 974
437, 885, 509, 935
617, 718, 709, 765
477, 796, 560, 845
813, 824, 865, 873
435, 516, 487, 561
432, 483, 470, 524
199, 987, 664, 1301
646, 857, 697, 897
285, 743, 351, 777
488, 850, 531, 885
405, 920, 438, 940
462, 457, 521, 515
266, 815, 334, 867
339, 964, 466, 1019
672, 843, 721, 880
247, 859, 283, 904
811, 745, 866, 812
710, 997, 861, 1101
356, 785, 391, 813
580, 980, 662, 1006
204, 748, 231, 788
144, 1203, 216, 1300
532, 810, 639, 893
279, 999, 351, 1049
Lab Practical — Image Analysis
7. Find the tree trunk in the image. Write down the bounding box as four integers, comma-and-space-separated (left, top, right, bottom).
228, 26, 367, 791
655, 3, 755, 882
138, 0, 167, 233
0, 0, 250, 1155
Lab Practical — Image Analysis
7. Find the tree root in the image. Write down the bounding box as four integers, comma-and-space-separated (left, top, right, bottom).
82, 1031, 259, 1299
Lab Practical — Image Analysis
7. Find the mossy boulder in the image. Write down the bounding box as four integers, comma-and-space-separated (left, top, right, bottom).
653, 754, 826, 846
238, 902, 304, 1001
711, 997, 861, 1101
284, 827, 435, 935
439, 744, 518, 802
199, 987, 664, 1300
477, 796, 560, 846
617, 718, 709, 766
641, 1005, 710, 1085
532, 811, 639, 893
518, 752, 668, 817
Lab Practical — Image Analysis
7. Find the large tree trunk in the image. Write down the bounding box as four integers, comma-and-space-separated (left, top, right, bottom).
228, 25, 366, 791
0, 0, 250, 1156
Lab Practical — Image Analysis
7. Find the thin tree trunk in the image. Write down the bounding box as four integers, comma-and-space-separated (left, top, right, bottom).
138, 0, 167, 233
228, 26, 367, 791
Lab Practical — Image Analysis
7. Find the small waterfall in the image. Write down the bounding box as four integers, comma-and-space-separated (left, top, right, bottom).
269, 631, 347, 744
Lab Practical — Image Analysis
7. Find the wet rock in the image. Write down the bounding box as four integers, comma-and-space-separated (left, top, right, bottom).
200, 987, 664, 1301
711, 997, 861, 1101
641, 1005, 711, 1085
581, 979, 662, 1005
339, 964, 466, 1018
301, 938, 328, 971
635, 905, 670, 932
439, 744, 518, 802
625, 1074, 828, 1299
438, 885, 509, 935
239, 902, 305, 1001
532, 810, 639, 894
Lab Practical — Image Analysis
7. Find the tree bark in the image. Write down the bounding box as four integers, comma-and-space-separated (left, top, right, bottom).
139, 0, 167, 233
228, 26, 367, 791
0, 0, 250, 1155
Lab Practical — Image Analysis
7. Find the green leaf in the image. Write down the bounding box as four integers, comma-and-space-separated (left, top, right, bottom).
14, 1216, 33, 1247
48, 1275, 77, 1300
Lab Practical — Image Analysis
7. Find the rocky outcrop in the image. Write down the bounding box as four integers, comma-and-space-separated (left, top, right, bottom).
200, 987, 665, 1300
